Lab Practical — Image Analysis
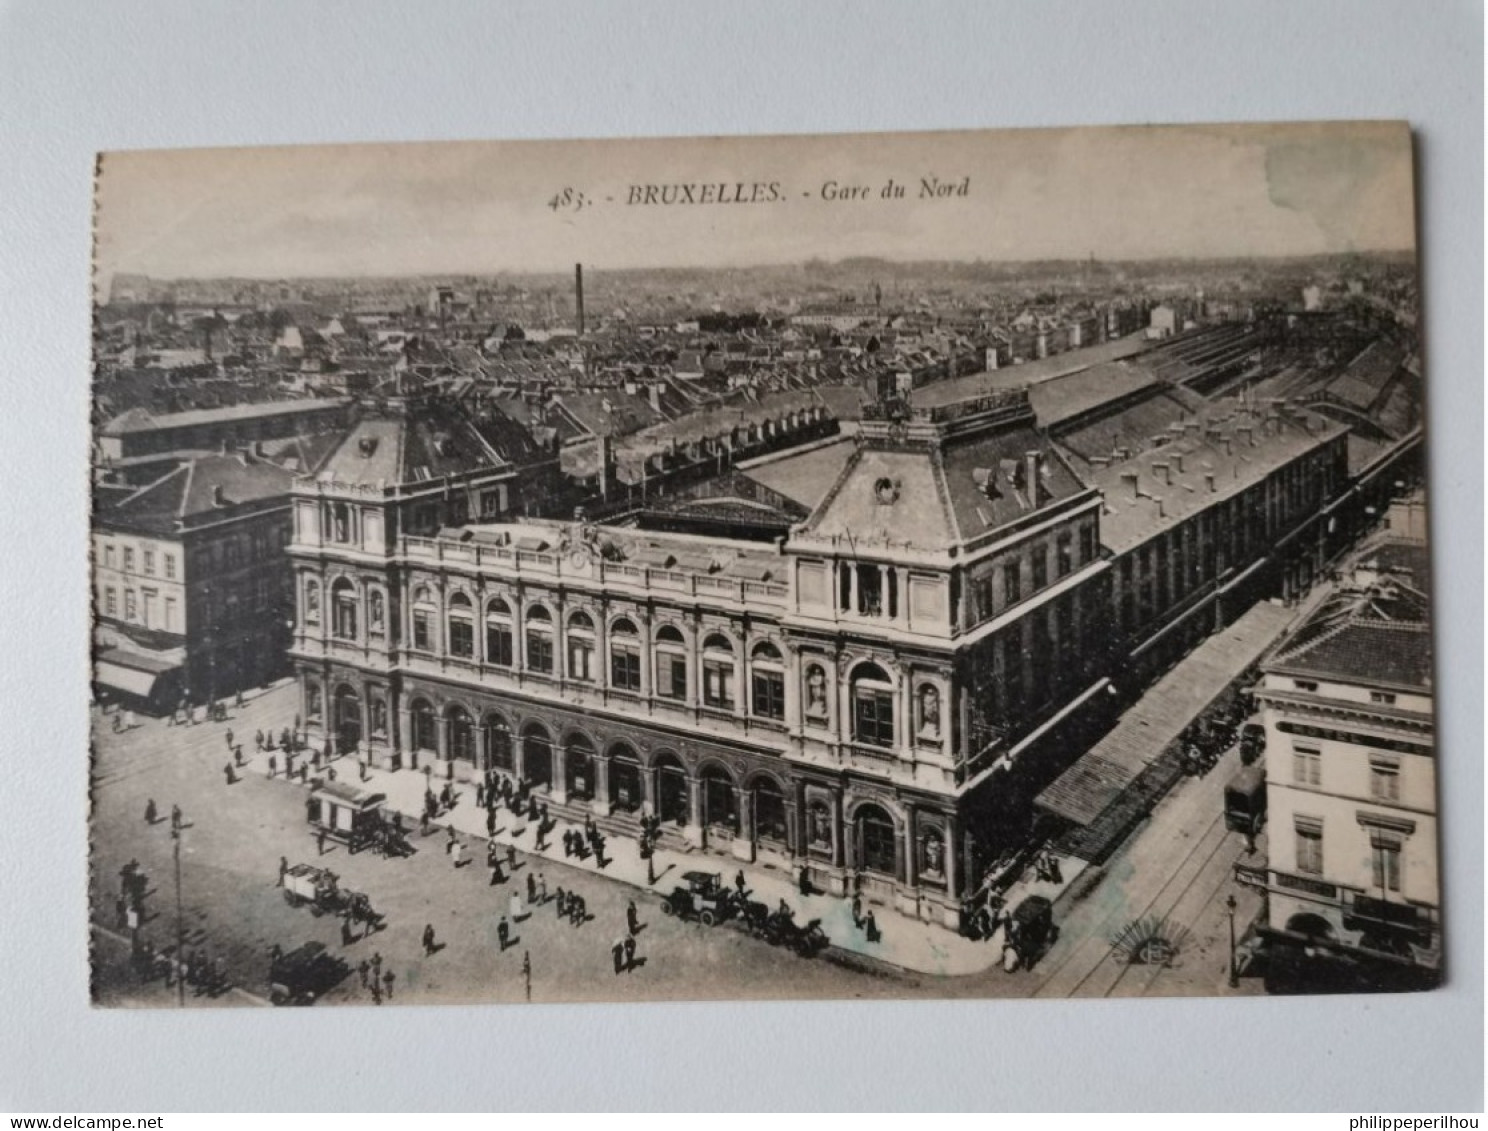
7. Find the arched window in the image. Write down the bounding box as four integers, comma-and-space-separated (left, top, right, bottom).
856, 804, 898, 877
564, 733, 595, 800
610, 617, 641, 691
566, 610, 595, 681
304, 578, 320, 624
331, 578, 358, 641
368, 589, 386, 636
701, 764, 738, 833
447, 704, 476, 762
525, 605, 554, 674
608, 742, 642, 813
702, 633, 735, 710
411, 586, 435, 651
484, 597, 513, 667
410, 698, 437, 753
482, 711, 513, 772
447, 592, 474, 659
851, 662, 895, 748
751, 641, 786, 721
655, 624, 687, 701
753, 777, 787, 844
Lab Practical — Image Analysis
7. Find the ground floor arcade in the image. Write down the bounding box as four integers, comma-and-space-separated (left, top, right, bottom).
293, 659, 969, 927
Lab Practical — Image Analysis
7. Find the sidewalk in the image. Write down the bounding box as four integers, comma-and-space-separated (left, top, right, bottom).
237, 733, 1005, 977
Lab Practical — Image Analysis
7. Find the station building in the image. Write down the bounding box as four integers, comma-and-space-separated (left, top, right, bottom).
290, 370, 1360, 929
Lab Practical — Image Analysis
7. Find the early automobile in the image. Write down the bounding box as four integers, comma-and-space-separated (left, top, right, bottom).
659, 870, 733, 926
1003, 894, 1058, 972
1224, 763, 1268, 837
1238, 722, 1267, 765
306, 781, 389, 854
268, 942, 343, 1006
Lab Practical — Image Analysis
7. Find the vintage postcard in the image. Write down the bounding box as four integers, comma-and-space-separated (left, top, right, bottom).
89, 122, 1435, 1007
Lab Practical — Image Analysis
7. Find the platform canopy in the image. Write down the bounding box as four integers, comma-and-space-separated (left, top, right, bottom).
1035, 600, 1295, 827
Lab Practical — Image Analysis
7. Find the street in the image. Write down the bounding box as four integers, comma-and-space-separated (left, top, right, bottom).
90, 681, 1262, 1007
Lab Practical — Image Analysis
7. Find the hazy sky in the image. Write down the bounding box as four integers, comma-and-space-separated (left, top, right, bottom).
94, 122, 1415, 290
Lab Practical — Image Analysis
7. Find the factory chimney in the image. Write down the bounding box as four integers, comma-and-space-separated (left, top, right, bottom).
575, 263, 586, 336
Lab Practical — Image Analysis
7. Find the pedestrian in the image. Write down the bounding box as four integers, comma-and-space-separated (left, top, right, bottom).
422, 923, 436, 956
370, 979, 382, 1005
562, 830, 573, 858
233, 745, 244, 767
570, 895, 586, 926
311, 746, 322, 770
734, 870, 747, 898
505, 844, 516, 871
489, 860, 504, 886
317, 828, 328, 856
537, 873, 547, 904
611, 938, 626, 975
497, 916, 510, 951
285, 750, 296, 778
226, 728, 234, 749
534, 822, 549, 852
526, 872, 537, 905
851, 893, 863, 927
624, 934, 637, 971
144, 799, 157, 825
475, 781, 485, 809
509, 889, 523, 922
357, 957, 370, 989
224, 762, 236, 785
627, 900, 641, 937
864, 910, 880, 944
554, 888, 567, 918
798, 865, 812, 896
485, 808, 497, 838
255, 729, 264, 751
382, 969, 395, 1000
170, 804, 182, 832
278, 856, 288, 886
371, 952, 382, 983
419, 811, 430, 837
298, 764, 308, 783
267, 754, 277, 779
450, 838, 465, 869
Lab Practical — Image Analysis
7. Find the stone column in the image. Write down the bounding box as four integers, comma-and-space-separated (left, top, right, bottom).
397, 702, 412, 771
511, 726, 527, 781
549, 742, 568, 805
591, 754, 611, 816
684, 774, 703, 847
732, 785, 755, 862
944, 814, 961, 900
640, 764, 658, 817
832, 789, 846, 871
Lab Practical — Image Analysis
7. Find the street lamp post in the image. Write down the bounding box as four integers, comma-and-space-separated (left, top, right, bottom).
173, 826, 185, 1008
1226, 893, 1239, 989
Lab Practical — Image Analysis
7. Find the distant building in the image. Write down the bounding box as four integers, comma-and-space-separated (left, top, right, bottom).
1147, 304, 1179, 339
1302, 285, 1324, 312
97, 398, 351, 463
1253, 536, 1438, 987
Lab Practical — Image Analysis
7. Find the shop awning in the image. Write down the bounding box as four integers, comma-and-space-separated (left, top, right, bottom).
94, 650, 179, 700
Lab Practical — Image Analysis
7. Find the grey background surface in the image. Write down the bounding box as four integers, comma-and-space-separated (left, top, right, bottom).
0, 0, 1479, 1113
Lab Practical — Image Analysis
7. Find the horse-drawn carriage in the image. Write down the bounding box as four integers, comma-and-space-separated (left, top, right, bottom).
281, 863, 382, 933
733, 898, 829, 956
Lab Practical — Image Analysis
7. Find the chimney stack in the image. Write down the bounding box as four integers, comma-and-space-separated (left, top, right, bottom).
212, 484, 227, 507
1025, 452, 1041, 502
1205, 473, 1216, 493
1152, 461, 1170, 485
575, 263, 585, 336
1172, 451, 1184, 473
1120, 470, 1140, 498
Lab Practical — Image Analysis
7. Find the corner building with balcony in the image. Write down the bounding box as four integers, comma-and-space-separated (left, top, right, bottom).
290, 384, 1357, 930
